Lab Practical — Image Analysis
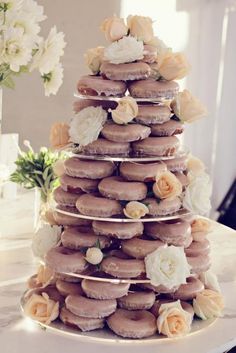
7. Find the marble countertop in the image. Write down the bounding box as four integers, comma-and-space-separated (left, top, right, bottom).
1, 190, 236, 353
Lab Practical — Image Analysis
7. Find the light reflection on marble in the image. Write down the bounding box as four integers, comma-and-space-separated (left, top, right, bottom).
0, 190, 236, 353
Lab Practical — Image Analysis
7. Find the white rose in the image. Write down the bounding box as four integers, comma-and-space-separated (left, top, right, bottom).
157, 300, 192, 337
110, 96, 138, 124
104, 36, 144, 64
124, 201, 149, 219
42, 62, 64, 97
171, 89, 208, 123
187, 155, 205, 176
30, 26, 66, 74
199, 271, 221, 293
127, 15, 153, 43
0, 27, 32, 72
85, 247, 103, 265
193, 289, 224, 320
24, 292, 59, 324
145, 245, 191, 289
183, 173, 212, 215
84, 46, 104, 74
100, 16, 128, 42
69, 106, 107, 146
32, 224, 61, 259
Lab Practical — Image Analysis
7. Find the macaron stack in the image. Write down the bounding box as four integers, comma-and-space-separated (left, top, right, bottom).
24, 15, 224, 340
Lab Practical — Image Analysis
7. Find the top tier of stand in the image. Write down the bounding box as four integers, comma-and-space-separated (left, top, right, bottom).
71, 145, 189, 162
74, 92, 171, 103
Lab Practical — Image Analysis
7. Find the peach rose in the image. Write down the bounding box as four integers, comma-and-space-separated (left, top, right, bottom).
100, 16, 128, 42
110, 96, 138, 124
187, 156, 205, 176
36, 265, 55, 287
157, 51, 190, 81
52, 159, 65, 177
171, 90, 208, 123
146, 36, 170, 55
157, 300, 192, 337
84, 46, 104, 74
124, 201, 149, 219
193, 289, 224, 320
24, 292, 59, 324
191, 218, 211, 234
153, 171, 182, 200
42, 209, 58, 226
50, 122, 70, 150
127, 15, 153, 43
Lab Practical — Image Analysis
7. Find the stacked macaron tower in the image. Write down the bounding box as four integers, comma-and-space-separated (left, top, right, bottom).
23, 15, 224, 340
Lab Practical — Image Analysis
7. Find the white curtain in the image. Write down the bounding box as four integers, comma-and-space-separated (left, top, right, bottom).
177, 0, 236, 216
121, 0, 236, 216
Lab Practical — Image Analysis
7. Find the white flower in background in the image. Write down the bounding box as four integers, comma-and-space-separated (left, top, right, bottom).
110, 96, 138, 124
183, 172, 212, 215
0, 0, 23, 12
30, 26, 66, 74
193, 289, 224, 320
100, 15, 128, 42
199, 271, 221, 293
145, 245, 191, 289
31, 224, 61, 260
84, 46, 104, 74
0, 27, 32, 71
127, 15, 153, 43
171, 89, 208, 123
104, 36, 144, 64
157, 300, 192, 338
187, 155, 205, 176
124, 201, 149, 219
85, 247, 103, 265
21, 0, 46, 22
0, 163, 10, 184
6, 11, 41, 44
42, 62, 63, 96
69, 106, 107, 146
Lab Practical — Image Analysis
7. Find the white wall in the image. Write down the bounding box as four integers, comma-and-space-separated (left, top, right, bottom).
2, 0, 121, 150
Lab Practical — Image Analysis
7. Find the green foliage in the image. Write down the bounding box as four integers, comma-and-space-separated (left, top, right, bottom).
0, 63, 29, 89
10, 146, 65, 202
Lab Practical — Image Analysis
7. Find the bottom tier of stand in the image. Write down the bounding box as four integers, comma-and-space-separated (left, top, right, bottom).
21, 291, 216, 343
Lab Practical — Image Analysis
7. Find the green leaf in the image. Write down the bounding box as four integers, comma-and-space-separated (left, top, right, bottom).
42, 166, 50, 181
2, 75, 15, 89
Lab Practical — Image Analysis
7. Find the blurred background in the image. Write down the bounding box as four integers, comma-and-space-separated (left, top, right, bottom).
2, 0, 236, 221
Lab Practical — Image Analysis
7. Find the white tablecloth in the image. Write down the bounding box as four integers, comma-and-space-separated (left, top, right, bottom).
1, 190, 236, 353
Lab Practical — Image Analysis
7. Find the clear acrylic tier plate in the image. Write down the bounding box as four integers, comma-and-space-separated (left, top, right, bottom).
20, 291, 217, 344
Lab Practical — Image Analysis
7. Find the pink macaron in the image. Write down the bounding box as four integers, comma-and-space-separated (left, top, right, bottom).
77, 75, 127, 97
100, 61, 151, 81
132, 136, 180, 156
128, 79, 179, 99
